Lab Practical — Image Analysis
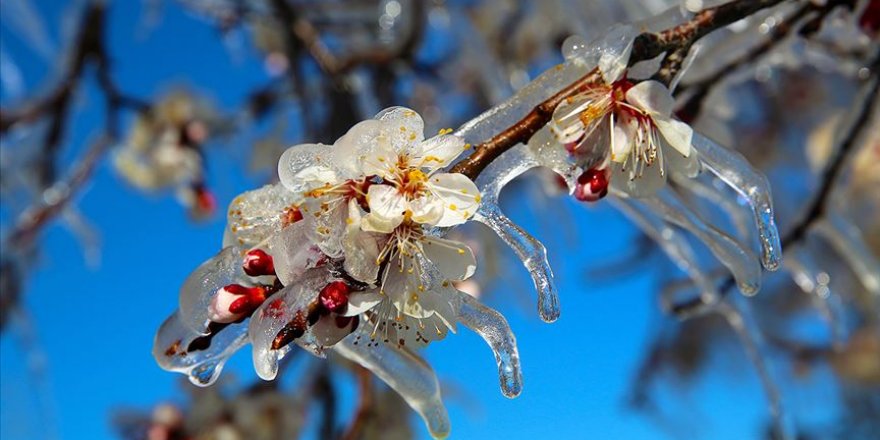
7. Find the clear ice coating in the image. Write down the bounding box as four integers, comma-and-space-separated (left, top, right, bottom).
471, 146, 560, 322
248, 269, 331, 381
268, 221, 326, 287
639, 188, 762, 295
691, 132, 782, 272
784, 244, 848, 346
611, 198, 719, 315
178, 246, 245, 334
456, 290, 523, 398
815, 213, 880, 298
223, 183, 298, 249
673, 174, 753, 240
719, 295, 796, 440
334, 327, 452, 439
152, 311, 248, 387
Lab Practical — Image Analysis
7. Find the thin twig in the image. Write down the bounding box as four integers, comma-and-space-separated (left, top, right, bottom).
674, 0, 855, 121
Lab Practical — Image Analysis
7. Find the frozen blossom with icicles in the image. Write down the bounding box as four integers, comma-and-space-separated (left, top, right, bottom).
531, 29, 782, 303
154, 107, 520, 439
153, 24, 788, 439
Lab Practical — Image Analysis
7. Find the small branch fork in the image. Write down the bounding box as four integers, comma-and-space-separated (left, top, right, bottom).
1, 0, 149, 324
674, 0, 857, 122
2, 3, 148, 250
449, 0, 795, 179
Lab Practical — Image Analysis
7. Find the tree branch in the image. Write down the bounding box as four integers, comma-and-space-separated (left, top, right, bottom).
339, 365, 374, 440
449, 0, 795, 179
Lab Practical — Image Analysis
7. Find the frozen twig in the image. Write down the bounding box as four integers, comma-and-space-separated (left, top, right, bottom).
450, 0, 796, 180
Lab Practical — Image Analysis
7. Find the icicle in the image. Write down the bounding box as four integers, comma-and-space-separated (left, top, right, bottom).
784, 245, 847, 347
474, 204, 560, 322
334, 327, 451, 439
611, 198, 718, 317
178, 246, 246, 334
639, 187, 762, 295
470, 145, 560, 322
671, 174, 753, 240
248, 269, 331, 381
474, 144, 541, 201
152, 312, 248, 387
814, 213, 880, 298
718, 296, 796, 440
456, 290, 523, 398
691, 132, 782, 271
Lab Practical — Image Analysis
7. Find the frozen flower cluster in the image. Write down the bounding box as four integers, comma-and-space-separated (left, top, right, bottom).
154, 28, 790, 439
154, 107, 521, 438
114, 92, 217, 218
523, 28, 782, 309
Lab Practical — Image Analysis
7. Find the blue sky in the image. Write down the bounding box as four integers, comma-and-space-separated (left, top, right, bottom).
1, 2, 778, 439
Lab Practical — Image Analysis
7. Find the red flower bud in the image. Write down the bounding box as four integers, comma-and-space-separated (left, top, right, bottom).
319, 281, 350, 314
243, 249, 275, 276
574, 167, 609, 202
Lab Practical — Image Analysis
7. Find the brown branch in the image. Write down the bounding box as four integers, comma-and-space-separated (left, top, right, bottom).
7, 136, 112, 249
276, 0, 424, 77
449, 0, 794, 179
780, 55, 880, 249
674, 0, 855, 122
338, 365, 374, 440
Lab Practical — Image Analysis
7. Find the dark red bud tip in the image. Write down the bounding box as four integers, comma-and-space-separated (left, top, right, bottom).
860, 0, 880, 36
319, 281, 350, 314
243, 249, 276, 276
227, 296, 253, 314
282, 205, 303, 226
194, 184, 216, 214
574, 167, 610, 202
222, 284, 251, 296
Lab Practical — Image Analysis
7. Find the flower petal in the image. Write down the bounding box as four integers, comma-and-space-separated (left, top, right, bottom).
625, 80, 674, 117
597, 25, 636, 83
343, 200, 384, 285
302, 197, 348, 258
332, 119, 387, 177
363, 184, 407, 233
425, 173, 481, 227
411, 134, 466, 171
653, 115, 693, 158
360, 137, 398, 179
610, 113, 636, 163
278, 143, 339, 196
609, 156, 666, 197
420, 236, 476, 281
409, 194, 444, 225
375, 106, 425, 153
223, 184, 298, 249
343, 291, 384, 316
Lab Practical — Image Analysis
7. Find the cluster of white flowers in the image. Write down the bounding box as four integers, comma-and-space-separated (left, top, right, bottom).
154, 107, 520, 438
154, 30, 787, 439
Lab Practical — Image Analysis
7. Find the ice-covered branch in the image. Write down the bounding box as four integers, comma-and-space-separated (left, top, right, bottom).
268, 0, 425, 77
781, 54, 880, 249
674, 0, 856, 121
449, 0, 797, 180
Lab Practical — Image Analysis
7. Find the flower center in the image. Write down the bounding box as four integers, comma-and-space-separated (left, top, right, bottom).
396, 162, 429, 199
